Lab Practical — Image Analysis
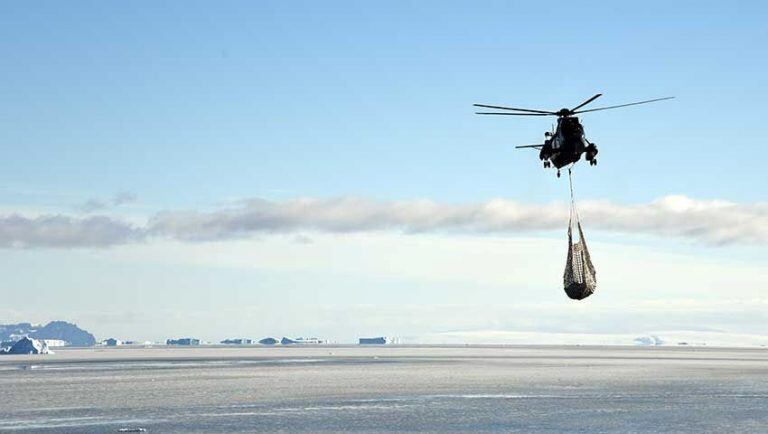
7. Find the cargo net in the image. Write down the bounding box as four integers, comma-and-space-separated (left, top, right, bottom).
563, 169, 597, 300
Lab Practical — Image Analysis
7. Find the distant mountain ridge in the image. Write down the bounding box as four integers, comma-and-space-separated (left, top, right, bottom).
0, 321, 96, 346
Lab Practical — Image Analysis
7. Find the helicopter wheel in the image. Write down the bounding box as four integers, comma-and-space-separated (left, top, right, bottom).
557, 170, 561, 178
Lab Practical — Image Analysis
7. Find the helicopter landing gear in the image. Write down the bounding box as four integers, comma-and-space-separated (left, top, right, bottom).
585, 143, 599, 166
557, 170, 561, 178
543, 161, 551, 168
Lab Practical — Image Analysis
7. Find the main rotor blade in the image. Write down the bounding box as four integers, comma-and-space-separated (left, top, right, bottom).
473, 104, 557, 114
475, 112, 551, 116
515, 144, 544, 149
570, 93, 602, 112
573, 96, 675, 114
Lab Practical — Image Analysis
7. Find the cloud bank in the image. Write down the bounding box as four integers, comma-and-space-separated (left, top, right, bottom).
148, 195, 768, 245
0, 214, 140, 248
1, 195, 766, 248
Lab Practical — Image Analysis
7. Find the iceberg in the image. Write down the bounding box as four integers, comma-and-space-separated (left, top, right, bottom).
2, 337, 53, 355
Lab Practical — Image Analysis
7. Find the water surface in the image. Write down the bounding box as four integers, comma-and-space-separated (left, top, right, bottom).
0, 345, 766, 432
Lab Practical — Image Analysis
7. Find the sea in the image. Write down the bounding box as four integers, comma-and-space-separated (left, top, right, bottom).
0, 345, 766, 433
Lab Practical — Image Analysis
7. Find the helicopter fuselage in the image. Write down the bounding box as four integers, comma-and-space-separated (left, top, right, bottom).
475, 93, 674, 176
539, 116, 598, 169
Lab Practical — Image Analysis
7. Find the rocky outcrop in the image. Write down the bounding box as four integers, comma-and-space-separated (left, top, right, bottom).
32, 321, 96, 346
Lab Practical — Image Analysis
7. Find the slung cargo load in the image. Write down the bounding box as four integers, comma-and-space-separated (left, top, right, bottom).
563, 170, 596, 300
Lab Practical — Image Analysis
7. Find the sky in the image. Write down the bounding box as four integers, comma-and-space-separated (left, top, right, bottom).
0, 1, 766, 344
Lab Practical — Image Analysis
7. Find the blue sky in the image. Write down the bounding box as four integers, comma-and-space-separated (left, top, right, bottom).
0, 1, 766, 343
2, 1, 767, 206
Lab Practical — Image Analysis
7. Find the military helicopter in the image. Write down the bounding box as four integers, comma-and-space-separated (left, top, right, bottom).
474, 94, 674, 177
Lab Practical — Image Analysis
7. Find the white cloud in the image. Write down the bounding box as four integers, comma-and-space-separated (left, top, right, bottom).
0, 214, 140, 248
111, 191, 138, 206
1, 195, 767, 248
77, 191, 138, 213
149, 195, 768, 245
78, 198, 109, 213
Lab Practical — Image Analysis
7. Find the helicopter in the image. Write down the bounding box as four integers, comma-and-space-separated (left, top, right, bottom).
474, 94, 674, 177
